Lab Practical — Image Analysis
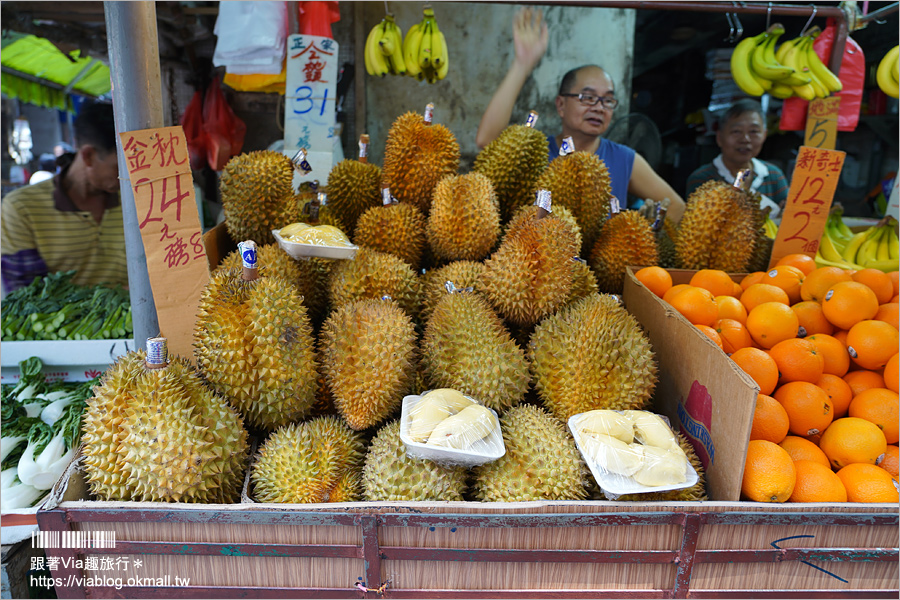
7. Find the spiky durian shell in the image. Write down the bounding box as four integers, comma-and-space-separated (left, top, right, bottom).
568, 259, 599, 304
656, 218, 679, 269
325, 159, 383, 236
427, 173, 501, 262
420, 260, 485, 324
589, 210, 659, 294
82, 352, 248, 503
320, 299, 416, 430
326, 468, 363, 502
473, 124, 549, 223
382, 111, 460, 215
220, 151, 295, 246
216, 244, 331, 325
473, 404, 588, 502
505, 204, 583, 252
530, 294, 657, 422
747, 201, 773, 273
534, 152, 612, 255
194, 270, 318, 430
479, 215, 578, 327
612, 431, 708, 502
251, 416, 364, 503
354, 203, 427, 269
423, 293, 530, 412
328, 247, 422, 318
675, 180, 757, 272
363, 421, 467, 501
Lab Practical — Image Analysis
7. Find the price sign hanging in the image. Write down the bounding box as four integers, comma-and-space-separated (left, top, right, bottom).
769, 145, 846, 268
804, 97, 840, 150
119, 126, 209, 361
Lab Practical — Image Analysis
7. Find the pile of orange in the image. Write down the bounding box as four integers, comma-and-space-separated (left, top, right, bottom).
636, 257, 900, 504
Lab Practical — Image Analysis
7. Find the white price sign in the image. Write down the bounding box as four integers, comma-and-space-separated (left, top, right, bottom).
284, 34, 338, 185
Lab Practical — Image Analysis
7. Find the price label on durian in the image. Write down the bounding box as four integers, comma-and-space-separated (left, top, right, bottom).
769, 145, 845, 268
284, 35, 339, 187
804, 97, 840, 150
119, 126, 209, 361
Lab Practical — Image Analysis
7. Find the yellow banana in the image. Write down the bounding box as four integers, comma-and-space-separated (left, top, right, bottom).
815, 251, 861, 271
841, 229, 870, 264
888, 227, 899, 260
430, 18, 443, 69
776, 37, 813, 86
751, 28, 794, 81
769, 82, 794, 99
797, 36, 830, 98
403, 21, 423, 76
365, 22, 389, 77
862, 257, 900, 272
858, 228, 884, 268
877, 45, 900, 99
363, 22, 379, 76
784, 36, 817, 101
387, 20, 406, 76
805, 37, 842, 94
819, 229, 847, 263
892, 50, 899, 85
436, 30, 449, 80
418, 14, 434, 70
877, 227, 891, 261
730, 33, 767, 96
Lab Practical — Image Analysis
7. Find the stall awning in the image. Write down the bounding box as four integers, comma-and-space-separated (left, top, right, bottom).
1, 33, 111, 111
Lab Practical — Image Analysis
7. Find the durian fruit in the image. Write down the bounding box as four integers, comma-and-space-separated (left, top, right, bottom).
215, 244, 331, 325
747, 204, 773, 273
589, 210, 659, 294
194, 267, 318, 430
675, 180, 758, 272
382, 110, 460, 215
325, 157, 382, 237
82, 351, 249, 502
320, 298, 416, 430
220, 151, 296, 246
354, 203, 427, 269
614, 432, 708, 502
505, 203, 583, 252
326, 469, 363, 502
328, 247, 422, 318
251, 416, 364, 503
656, 218, 680, 269
427, 173, 501, 262
473, 404, 588, 502
568, 258, 599, 305
362, 420, 467, 501
423, 291, 530, 412
534, 152, 612, 255
473, 123, 549, 223
419, 260, 485, 323
530, 294, 657, 422
479, 214, 578, 327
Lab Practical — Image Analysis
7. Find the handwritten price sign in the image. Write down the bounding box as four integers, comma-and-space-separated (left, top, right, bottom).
119, 126, 209, 360
804, 97, 840, 150
769, 145, 846, 268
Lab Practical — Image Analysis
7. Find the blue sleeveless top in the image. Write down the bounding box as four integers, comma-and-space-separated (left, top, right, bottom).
547, 136, 636, 204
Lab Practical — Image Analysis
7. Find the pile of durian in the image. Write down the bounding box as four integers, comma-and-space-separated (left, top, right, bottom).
79, 105, 743, 505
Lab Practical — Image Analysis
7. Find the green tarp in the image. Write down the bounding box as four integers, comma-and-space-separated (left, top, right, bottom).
1, 34, 111, 112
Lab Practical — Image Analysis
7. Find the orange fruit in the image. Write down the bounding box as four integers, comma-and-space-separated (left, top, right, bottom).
843, 370, 886, 397
740, 283, 790, 312
777, 254, 817, 276
851, 268, 894, 304
696, 325, 723, 349
732, 281, 743, 297
878, 445, 899, 478
890, 271, 900, 296
769, 338, 825, 384
835, 463, 899, 503
663, 283, 693, 304
774, 381, 834, 437
715, 318, 753, 354
819, 417, 888, 469
791, 301, 834, 337
750, 393, 790, 444
741, 271, 766, 291
731, 347, 779, 395
893, 294, 900, 304
691, 269, 737, 297
821, 281, 880, 330
815, 373, 854, 418
763, 265, 805, 304
741, 440, 796, 503
845, 320, 899, 370
715, 295, 748, 324
874, 303, 899, 331
635, 266, 673, 298
800, 267, 853, 303
848, 388, 899, 444
806, 334, 850, 377
884, 353, 898, 393
789, 460, 848, 503
779, 435, 831, 468
669, 286, 718, 327
745, 302, 800, 349
832, 329, 849, 347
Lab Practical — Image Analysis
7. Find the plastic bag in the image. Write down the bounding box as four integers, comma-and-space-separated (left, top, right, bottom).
298, 1, 341, 37
779, 19, 865, 132
180, 90, 207, 171
213, 1, 288, 74
202, 77, 246, 171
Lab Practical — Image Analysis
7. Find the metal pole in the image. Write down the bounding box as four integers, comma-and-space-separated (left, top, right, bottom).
103, 1, 162, 348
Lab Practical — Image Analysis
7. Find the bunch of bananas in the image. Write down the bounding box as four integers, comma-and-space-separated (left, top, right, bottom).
876, 45, 899, 99
403, 7, 449, 83
730, 24, 842, 100
816, 210, 899, 272
763, 215, 778, 239
364, 14, 406, 77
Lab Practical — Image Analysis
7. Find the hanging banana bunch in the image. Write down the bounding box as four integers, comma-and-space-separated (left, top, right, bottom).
876, 45, 899, 99
403, 6, 449, 84
364, 13, 406, 77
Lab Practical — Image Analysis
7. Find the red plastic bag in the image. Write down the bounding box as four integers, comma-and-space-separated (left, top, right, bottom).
298, 1, 340, 37
180, 90, 207, 171
202, 76, 247, 171
779, 19, 865, 132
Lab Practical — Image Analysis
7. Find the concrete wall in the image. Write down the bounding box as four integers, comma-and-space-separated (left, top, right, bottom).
359, 2, 635, 169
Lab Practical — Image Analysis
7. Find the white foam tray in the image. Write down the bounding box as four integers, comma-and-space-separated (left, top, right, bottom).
272, 228, 358, 260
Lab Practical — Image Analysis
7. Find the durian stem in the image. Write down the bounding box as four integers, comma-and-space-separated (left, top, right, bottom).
242, 267, 259, 282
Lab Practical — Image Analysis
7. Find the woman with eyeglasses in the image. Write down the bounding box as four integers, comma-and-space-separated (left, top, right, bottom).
475, 7, 685, 224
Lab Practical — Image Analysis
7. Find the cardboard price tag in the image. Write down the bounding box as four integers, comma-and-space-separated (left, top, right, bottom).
119, 126, 209, 360
804, 97, 840, 150
769, 146, 846, 268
